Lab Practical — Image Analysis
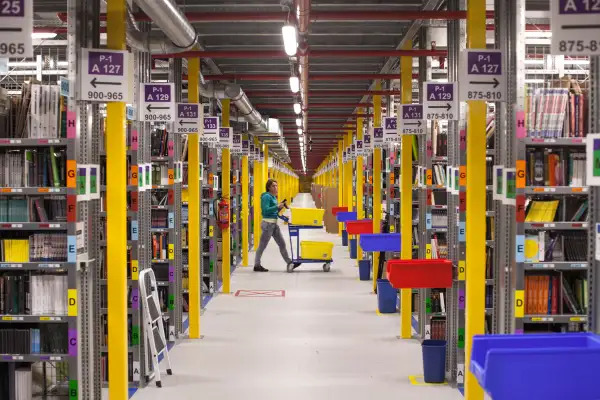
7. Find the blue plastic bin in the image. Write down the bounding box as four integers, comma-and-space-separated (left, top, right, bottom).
342, 229, 348, 246
471, 333, 600, 400
358, 260, 370, 281
422, 340, 447, 383
336, 211, 357, 223
349, 238, 357, 259
376, 279, 396, 313
360, 233, 401, 252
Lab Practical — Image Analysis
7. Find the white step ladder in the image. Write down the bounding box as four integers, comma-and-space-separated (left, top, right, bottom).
139, 268, 173, 387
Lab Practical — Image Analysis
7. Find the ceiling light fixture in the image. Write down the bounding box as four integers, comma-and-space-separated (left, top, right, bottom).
295, 118, 302, 127
31, 32, 57, 39
297, 128, 302, 135
293, 102, 301, 114
282, 24, 298, 56
289, 76, 300, 93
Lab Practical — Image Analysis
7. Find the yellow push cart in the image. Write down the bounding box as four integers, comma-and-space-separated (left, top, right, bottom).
282, 208, 333, 273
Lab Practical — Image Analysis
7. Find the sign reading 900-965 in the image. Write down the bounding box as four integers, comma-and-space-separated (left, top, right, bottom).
424, 82, 458, 120
80, 49, 130, 102
551, 0, 600, 55
399, 104, 425, 135
175, 103, 200, 134
0, 0, 33, 57
140, 83, 175, 122
459, 49, 506, 102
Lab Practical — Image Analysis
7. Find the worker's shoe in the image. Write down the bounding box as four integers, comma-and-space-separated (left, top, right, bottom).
254, 265, 269, 272
292, 262, 301, 269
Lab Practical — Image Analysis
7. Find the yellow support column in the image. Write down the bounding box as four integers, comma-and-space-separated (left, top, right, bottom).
338, 141, 343, 234
106, 1, 127, 399
345, 131, 353, 212
222, 99, 231, 294
263, 144, 268, 189
400, 41, 413, 339
465, 0, 486, 398
242, 135, 249, 267
187, 57, 202, 337
356, 110, 364, 264
372, 81, 382, 293
253, 138, 262, 251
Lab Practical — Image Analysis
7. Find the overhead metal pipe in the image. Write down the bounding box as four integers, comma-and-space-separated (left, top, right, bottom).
154, 49, 448, 59
133, 0, 197, 49
246, 90, 402, 97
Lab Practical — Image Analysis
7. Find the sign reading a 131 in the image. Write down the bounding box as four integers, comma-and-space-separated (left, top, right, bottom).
459, 49, 506, 102
399, 104, 425, 135
81, 49, 130, 102
551, 0, 600, 55
0, 0, 33, 58
175, 103, 199, 134
140, 83, 175, 122
423, 82, 458, 120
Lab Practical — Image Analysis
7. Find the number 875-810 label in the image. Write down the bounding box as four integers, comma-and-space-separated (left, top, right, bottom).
558, 40, 599, 53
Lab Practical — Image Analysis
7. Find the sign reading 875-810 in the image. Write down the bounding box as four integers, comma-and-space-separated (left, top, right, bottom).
459, 49, 507, 103
551, 0, 600, 55
0, 0, 33, 57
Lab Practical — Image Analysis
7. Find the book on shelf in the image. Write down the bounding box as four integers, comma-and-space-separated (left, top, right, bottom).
525, 274, 588, 315
0, 148, 66, 188
524, 200, 560, 222
526, 148, 586, 187
0, 324, 67, 354
151, 129, 170, 157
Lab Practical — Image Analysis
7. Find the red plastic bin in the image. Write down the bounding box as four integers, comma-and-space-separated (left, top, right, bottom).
386, 259, 453, 289
332, 206, 348, 216
346, 220, 374, 235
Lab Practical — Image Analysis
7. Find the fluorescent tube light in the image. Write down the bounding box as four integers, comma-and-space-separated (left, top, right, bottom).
290, 76, 300, 93
297, 128, 302, 135
31, 32, 57, 39
282, 24, 298, 56
296, 118, 302, 127
293, 102, 301, 114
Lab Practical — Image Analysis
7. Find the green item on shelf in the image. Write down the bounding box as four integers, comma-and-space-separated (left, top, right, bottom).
426, 298, 432, 313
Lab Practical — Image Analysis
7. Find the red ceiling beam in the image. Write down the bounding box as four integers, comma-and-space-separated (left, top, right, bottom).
204, 73, 416, 81
154, 49, 447, 59
247, 90, 402, 97
258, 102, 372, 109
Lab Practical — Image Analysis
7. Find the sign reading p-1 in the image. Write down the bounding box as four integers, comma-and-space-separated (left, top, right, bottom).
175, 103, 200, 134
551, 0, 600, 56
81, 49, 130, 102
399, 104, 425, 135
424, 82, 458, 120
140, 83, 175, 122
0, 0, 33, 58
383, 117, 398, 144
459, 49, 506, 102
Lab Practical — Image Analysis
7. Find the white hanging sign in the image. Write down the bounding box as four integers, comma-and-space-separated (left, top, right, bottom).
242, 139, 249, 156
423, 82, 458, 120
372, 127, 385, 148
551, 1, 600, 56
459, 49, 506, 102
586, 133, 600, 186
201, 116, 219, 145
231, 133, 242, 154
81, 49, 130, 102
0, 0, 33, 58
383, 117, 399, 144
216, 127, 232, 149
363, 132, 373, 155
399, 104, 425, 135
175, 103, 200, 134
140, 83, 175, 122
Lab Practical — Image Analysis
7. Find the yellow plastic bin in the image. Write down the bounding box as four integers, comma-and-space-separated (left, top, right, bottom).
300, 241, 334, 260
291, 208, 325, 226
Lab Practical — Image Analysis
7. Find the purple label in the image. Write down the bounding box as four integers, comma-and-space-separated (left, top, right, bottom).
401, 104, 423, 120
249, 144, 255, 152
131, 288, 139, 309
515, 329, 524, 334
68, 329, 77, 356
467, 51, 502, 75
242, 140, 249, 150
177, 103, 198, 118
210, 241, 214, 251
594, 138, 600, 150
373, 128, 383, 138
559, 0, 600, 14
364, 134, 371, 144
88, 51, 124, 76
458, 289, 465, 309
219, 128, 230, 138
232, 134, 241, 144
169, 266, 175, 282
0, 0, 24, 17
356, 140, 363, 149
144, 84, 171, 102
426, 83, 454, 101
384, 117, 396, 130
203, 117, 218, 130
351, 144, 355, 152
343, 151, 347, 158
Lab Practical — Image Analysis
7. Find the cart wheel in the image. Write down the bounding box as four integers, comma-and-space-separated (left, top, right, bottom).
323, 263, 331, 272
287, 262, 295, 273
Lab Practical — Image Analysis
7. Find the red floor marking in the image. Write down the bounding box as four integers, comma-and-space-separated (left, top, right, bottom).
234, 290, 286, 297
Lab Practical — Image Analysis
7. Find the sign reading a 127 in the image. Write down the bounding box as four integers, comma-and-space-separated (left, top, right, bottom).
81, 49, 130, 102
399, 104, 425, 135
551, 0, 600, 55
424, 82, 458, 120
459, 49, 506, 102
140, 83, 175, 122
175, 103, 199, 134
0, 0, 33, 58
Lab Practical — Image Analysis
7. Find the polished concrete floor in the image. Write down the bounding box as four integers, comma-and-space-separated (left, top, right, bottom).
113, 194, 463, 400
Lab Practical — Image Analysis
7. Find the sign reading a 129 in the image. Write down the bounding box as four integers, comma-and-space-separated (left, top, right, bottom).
399, 104, 425, 135
459, 49, 506, 102
0, 0, 33, 57
140, 83, 175, 122
551, 0, 600, 55
423, 82, 458, 120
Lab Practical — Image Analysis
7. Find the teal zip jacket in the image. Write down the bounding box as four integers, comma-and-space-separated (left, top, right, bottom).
261, 192, 279, 219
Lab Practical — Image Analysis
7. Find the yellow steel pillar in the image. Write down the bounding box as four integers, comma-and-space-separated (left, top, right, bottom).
187, 57, 202, 337
106, 1, 128, 399
263, 144, 268, 188
372, 81, 382, 293
400, 41, 413, 339
338, 141, 343, 234
253, 138, 262, 251
345, 130, 353, 212
241, 135, 249, 267
356, 110, 364, 264
222, 99, 231, 294
465, 0, 486, 398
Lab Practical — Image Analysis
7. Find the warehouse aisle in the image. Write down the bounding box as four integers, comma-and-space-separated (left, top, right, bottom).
129, 194, 462, 400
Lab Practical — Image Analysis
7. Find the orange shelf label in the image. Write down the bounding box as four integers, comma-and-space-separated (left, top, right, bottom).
516, 160, 526, 189
67, 160, 77, 188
